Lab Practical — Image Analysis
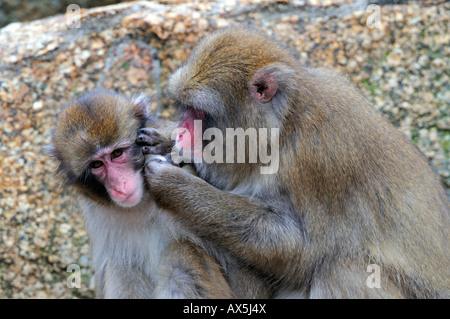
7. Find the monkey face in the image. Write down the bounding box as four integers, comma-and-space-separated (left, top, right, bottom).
51, 90, 149, 207
167, 27, 294, 167
175, 107, 207, 158
88, 146, 144, 207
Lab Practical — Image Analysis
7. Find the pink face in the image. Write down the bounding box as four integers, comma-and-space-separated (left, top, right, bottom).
90, 147, 143, 208
176, 108, 206, 158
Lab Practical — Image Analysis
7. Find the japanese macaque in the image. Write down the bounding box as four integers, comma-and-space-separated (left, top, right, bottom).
141, 26, 450, 298
49, 90, 236, 298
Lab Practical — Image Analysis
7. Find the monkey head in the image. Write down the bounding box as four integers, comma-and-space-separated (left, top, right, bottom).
167, 26, 299, 159
49, 90, 150, 208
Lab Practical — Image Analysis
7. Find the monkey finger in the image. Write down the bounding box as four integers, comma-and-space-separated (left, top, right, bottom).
136, 135, 164, 146
136, 133, 163, 146
142, 145, 165, 155
142, 145, 155, 154
139, 128, 158, 136
138, 128, 162, 139
136, 135, 161, 146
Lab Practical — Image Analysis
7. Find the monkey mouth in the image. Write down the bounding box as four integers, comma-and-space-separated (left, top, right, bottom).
109, 189, 128, 200
177, 107, 206, 144
109, 186, 142, 207
179, 108, 206, 132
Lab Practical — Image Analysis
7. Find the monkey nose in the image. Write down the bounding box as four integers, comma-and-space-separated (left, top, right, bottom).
109, 180, 126, 193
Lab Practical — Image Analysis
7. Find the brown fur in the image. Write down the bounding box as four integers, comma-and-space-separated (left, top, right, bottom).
158, 240, 233, 298
144, 26, 450, 298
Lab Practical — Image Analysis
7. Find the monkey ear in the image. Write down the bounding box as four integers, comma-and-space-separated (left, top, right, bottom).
250, 71, 278, 103
132, 93, 153, 117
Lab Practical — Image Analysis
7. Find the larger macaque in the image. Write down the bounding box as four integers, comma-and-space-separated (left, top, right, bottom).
141, 26, 449, 298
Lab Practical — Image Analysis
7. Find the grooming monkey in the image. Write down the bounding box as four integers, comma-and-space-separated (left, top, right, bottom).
49, 90, 238, 298
141, 26, 450, 298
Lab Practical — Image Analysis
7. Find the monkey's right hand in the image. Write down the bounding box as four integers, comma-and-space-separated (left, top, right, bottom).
136, 128, 174, 156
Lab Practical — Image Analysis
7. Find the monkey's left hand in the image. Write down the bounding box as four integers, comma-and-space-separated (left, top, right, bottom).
143, 152, 198, 200
136, 127, 174, 156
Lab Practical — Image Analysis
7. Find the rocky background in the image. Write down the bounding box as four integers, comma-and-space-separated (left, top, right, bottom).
0, 0, 448, 298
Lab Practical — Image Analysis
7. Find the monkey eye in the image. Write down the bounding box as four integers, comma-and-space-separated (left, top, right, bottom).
91, 160, 103, 169
111, 149, 123, 159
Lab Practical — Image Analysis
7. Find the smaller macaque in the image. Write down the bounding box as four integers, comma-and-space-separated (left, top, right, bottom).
49, 90, 232, 298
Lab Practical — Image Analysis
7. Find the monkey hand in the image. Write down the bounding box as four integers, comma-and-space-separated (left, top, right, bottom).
143, 153, 191, 197
136, 127, 174, 156
144, 153, 170, 169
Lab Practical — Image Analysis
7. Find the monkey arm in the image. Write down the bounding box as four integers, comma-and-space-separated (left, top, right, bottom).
145, 159, 306, 279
